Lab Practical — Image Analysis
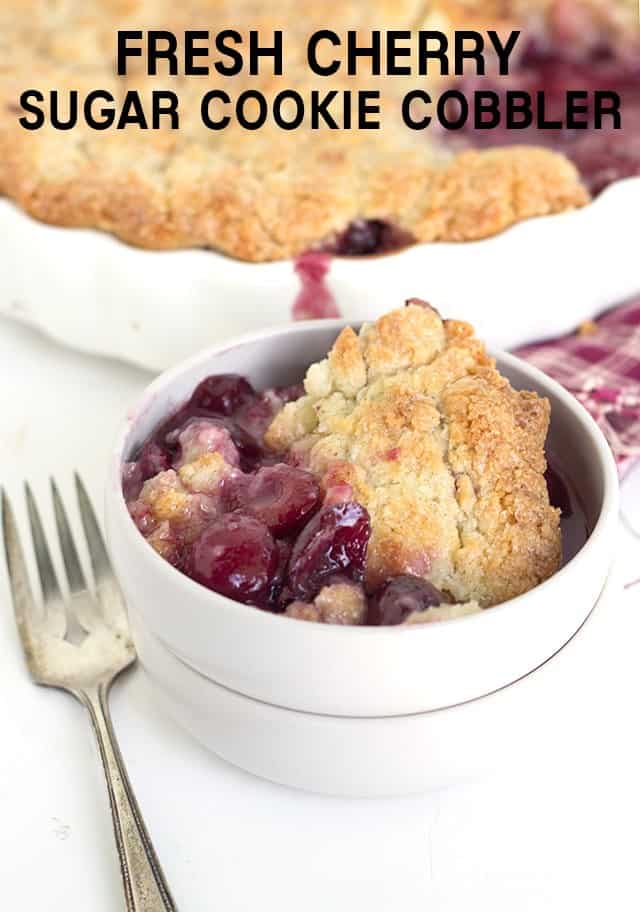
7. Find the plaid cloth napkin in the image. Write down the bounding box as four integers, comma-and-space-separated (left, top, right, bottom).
515, 295, 640, 479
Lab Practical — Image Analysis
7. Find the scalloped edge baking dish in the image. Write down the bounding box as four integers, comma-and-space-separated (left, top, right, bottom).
2, 176, 639, 372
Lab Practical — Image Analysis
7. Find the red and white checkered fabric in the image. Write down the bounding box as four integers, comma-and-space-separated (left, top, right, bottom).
515, 295, 640, 478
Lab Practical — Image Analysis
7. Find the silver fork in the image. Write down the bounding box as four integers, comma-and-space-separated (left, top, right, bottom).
2, 475, 177, 912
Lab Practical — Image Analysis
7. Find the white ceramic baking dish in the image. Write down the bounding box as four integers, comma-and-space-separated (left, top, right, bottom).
3, 175, 640, 372
104, 320, 619, 718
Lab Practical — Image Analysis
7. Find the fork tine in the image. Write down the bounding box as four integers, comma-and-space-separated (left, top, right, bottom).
51, 478, 88, 593
24, 483, 67, 638
74, 473, 127, 631
2, 488, 42, 665
74, 473, 113, 584
25, 483, 63, 602
51, 478, 103, 636
75, 473, 127, 632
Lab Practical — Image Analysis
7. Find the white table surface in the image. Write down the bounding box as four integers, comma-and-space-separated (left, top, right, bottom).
1, 314, 640, 912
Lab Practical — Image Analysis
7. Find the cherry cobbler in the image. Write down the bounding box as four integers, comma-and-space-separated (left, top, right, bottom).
1, 1, 637, 261
124, 302, 568, 625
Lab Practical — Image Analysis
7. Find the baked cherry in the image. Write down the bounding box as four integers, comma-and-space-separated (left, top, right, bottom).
243, 464, 321, 537
268, 539, 294, 611
286, 501, 370, 600
233, 394, 283, 445
222, 422, 265, 472
338, 219, 386, 255
190, 514, 277, 606
328, 219, 414, 257
189, 374, 256, 416
138, 441, 171, 479
366, 575, 447, 626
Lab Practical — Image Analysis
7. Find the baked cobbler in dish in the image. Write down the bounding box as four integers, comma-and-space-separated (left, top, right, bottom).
1, 0, 637, 261
124, 302, 567, 624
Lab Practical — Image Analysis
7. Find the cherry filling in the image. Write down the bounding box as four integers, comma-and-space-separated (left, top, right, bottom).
124, 372, 381, 617
191, 514, 278, 607
448, 34, 640, 195
127, 373, 278, 495
545, 459, 589, 565
124, 372, 583, 623
322, 219, 416, 257
190, 373, 256, 416
286, 501, 371, 600
545, 463, 573, 517
241, 465, 321, 537
366, 576, 449, 626
124, 372, 375, 614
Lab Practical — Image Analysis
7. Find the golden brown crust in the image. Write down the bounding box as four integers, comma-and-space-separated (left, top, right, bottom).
0, 1, 593, 261
265, 302, 562, 605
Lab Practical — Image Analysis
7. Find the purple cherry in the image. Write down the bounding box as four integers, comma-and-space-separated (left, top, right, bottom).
287, 501, 370, 600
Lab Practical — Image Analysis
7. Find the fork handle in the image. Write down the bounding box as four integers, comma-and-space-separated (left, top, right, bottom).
79, 682, 177, 911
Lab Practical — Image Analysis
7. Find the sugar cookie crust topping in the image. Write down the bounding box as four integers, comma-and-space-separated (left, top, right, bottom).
265, 301, 561, 605
0, 1, 592, 261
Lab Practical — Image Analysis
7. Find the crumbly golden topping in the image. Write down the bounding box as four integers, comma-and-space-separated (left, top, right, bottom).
265, 301, 562, 605
286, 582, 368, 624
0, 0, 596, 260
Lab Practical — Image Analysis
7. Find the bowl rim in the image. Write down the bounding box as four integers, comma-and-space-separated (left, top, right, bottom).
108, 318, 620, 639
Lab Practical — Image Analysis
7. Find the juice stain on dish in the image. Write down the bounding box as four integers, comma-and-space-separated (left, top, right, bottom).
292, 252, 340, 320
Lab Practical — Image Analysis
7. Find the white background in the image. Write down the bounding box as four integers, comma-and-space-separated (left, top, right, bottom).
1, 314, 640, 911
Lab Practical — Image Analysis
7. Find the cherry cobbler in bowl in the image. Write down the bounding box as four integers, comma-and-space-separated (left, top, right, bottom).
124, 302, 576, 625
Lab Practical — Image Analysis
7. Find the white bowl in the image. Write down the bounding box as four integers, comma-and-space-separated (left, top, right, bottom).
105, 320, 619, 717
3, 178, 639, 371
128, 569, 615, 797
